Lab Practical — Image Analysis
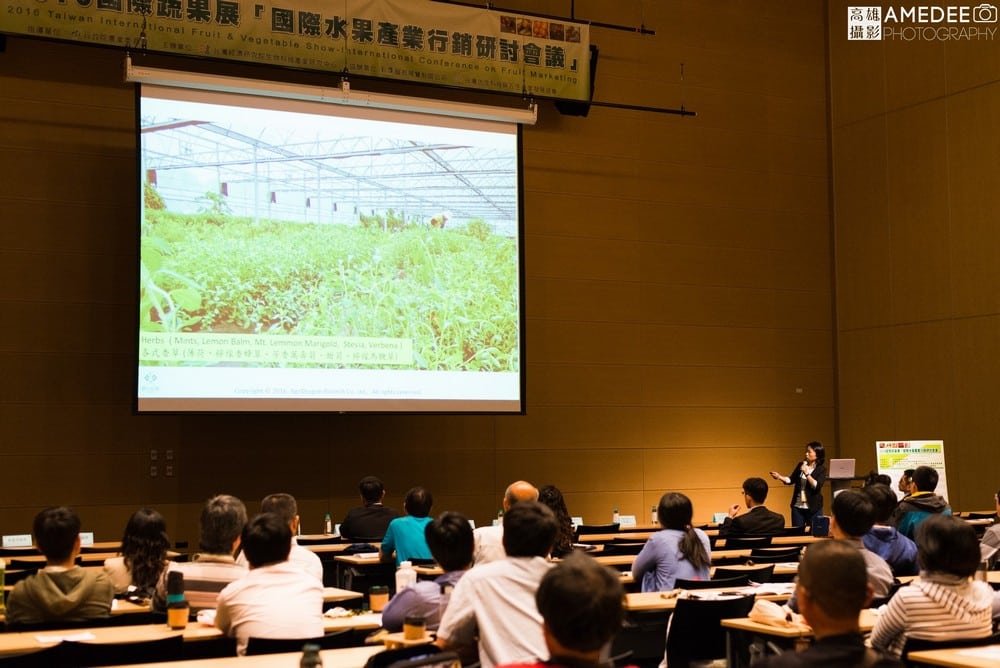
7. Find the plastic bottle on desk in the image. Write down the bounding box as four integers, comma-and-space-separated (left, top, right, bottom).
323, 513, 333, 535
396, 560, 417, 593
300, 642, 323, 667
650, 506, 658, 525
612, 507, 620, 524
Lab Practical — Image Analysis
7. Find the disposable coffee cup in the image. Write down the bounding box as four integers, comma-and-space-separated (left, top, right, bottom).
369, 585, 389, 612
403, 615, 426, 640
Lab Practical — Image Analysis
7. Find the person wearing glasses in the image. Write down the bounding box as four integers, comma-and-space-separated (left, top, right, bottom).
770, 441, 828, 528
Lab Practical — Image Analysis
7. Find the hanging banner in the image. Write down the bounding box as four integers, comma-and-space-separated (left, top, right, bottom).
0, 0, 591, 100
875, 439, 949, 502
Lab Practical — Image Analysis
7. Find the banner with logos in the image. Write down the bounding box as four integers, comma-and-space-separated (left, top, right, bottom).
876, 439, 949, 501
0, 0, 591, 100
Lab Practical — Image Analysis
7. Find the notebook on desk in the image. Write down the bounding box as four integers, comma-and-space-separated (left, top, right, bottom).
712, 512, 729, 524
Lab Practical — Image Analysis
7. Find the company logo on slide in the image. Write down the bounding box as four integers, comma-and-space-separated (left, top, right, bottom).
848, 4, 997, 40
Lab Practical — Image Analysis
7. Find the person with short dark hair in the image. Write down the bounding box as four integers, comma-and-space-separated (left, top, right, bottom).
104, 507, 170, 596
380, 486, 434, 566
870, 514, 995, 657
6, 507, 114, 626
215, 513, 323, 655
898, 469, 915, 496
756, 541, 902, 667
339, 475, 399, 542
436, 501, 558, 668
862, 484, 918, 576
770, 441, 828, 528
154, 494, 248, 612
632, 492, 711, 592
979, 489, 1000, 568
473, 480, 539, 565
889, 465, 951, 539
719, 477, 786, 537
235, 493, 322, 580
497, 551, 626, 668
381, 511, 474, 632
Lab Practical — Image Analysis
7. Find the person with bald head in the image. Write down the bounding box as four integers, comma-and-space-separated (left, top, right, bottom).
756, 540, 901, 666
472, 480, 538, 565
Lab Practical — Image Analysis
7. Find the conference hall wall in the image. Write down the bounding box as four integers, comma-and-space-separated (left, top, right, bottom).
828, 0, 1000, 512
0, 1, 834, 544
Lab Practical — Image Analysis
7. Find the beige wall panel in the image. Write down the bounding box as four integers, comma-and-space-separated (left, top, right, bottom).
638, 406, 833, 449
496, 448, 644, 494
524, 192, 643, 241
827, 3, 886, 127
643, 446, 800, 491
948, 316, 1000, 512
0, 405, 158, 456
890, 321, 956, 440
0, 250, 129, 303
832, 117, 892, 331
525, 278, 642, 323
639, 325, 832, 369
494, 406, 650, 451
529, 320, 643, 365
642, 283, 778, 329
638, 243, 829, 292
0, 147, 133, 205
525, 109, 640, 162
0, 201, 134, 257
946, 86, 1000, 317
2, 302, 131, 353
944, 39, 1000, 95
883, 38, 946, 112
525, 234, 641, 282
836, 329, 896, 453
526, 363, 644, 406
886, 101, 952, 324
2, 454, 142, 507
636, 365, 833, 408
0, 98, 132, 150
0, 352, 130, 404
562, 491, 646, 528
773, 289, 833, 331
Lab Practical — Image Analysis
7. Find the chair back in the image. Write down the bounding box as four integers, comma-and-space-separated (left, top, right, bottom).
713, 564, 774, 583
60, 635, 184, 667
721, 536, 773, 550
665, 594, 756, 666
574, 523, 620, 539
962, 512, 997, 521
676, 574, 749, 590
246, 637, 324, 655
408, 558, 437, 567
748, 546, 801, 563
388, 651, 461, 668
597, 542, 645, 557
365, 645, 443, 668
779, 525, 809, 536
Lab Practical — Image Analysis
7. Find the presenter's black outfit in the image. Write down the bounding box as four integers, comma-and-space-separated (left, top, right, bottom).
780, 462, 826, 528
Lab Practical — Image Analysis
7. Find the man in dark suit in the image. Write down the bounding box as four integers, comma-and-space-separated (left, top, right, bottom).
719, 477, 786, 537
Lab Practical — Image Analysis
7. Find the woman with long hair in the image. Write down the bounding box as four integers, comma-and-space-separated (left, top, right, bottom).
770, 441, 828, 527
538, 484, 576, 558
104, 507, 170, 596
631, 492, 711, 592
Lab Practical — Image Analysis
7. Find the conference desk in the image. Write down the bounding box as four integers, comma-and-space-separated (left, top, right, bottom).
0, 614, 383, 657
580, 532, 822, 548
117, 644, 385, 668
593, 549, 757, 568
624, 583, 795, 612
906, 645, 1000, 667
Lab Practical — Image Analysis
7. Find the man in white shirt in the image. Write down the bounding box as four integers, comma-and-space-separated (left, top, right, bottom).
436, 500, 558, 668
216, 513, 324, 655
236, 493, 323, 582
472, 480, 538, 565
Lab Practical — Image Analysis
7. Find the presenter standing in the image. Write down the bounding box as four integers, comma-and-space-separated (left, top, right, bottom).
770, 441, 827, 527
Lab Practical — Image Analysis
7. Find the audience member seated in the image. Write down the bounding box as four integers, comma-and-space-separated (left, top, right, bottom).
898, 469, 914, 497
237, 493, 322, 581
756, 540, 902, 667
6, 506, 114, 626
979, 488, 1000, 568
631, 492, 711, 592
719, 477, 785, 538
889, 465, 951, 539
538, 485, 576, 558
381, 487, 434, 566
862, 484, 918, 576
436, 500, 558, 668
473, 480, 539, 565
788, 489, 893, 613
104, 507, 171, 596
496, 551, 625, 668
870, 514, 995, 656
340, 476, 399, 542
215, 513, 324, 655
382, 511, 473, 632
154, 494, 249, 613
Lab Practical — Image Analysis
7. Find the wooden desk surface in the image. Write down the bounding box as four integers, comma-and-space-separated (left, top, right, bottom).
625, 583, 795, 612
333, 554, 384, 566
720, 608, 877, 639
0, 615, 382, 657
97, 644, 384, 668
592, 549, 754, 567
580, 532, 821, 547
906, 645, 1000, 668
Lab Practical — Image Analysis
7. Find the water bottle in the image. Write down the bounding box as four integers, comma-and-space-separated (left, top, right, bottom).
493, 509, 503, 527
323, 513, 333, 535
650, 506, 658, 525
612, 507, 620, 524
395, 560, 417, 593
300, 642, 323, 667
